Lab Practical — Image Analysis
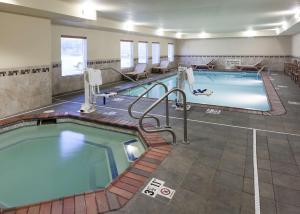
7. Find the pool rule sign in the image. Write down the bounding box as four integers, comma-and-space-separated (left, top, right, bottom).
142, 178, 176, 200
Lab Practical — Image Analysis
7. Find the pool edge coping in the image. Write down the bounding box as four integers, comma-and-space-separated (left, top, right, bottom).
0, 112, 172, 214
118, 70, 286, 116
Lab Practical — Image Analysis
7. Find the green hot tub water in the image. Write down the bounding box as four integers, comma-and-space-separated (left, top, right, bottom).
0, 123, 145, 208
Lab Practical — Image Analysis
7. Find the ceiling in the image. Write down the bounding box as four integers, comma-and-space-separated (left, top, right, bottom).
62, 0, 300, 34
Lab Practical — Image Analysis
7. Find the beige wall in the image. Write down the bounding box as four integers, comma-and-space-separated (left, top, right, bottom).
52, 25, 175, 61
176, 36, 292, 56
0, 12, 51, 68
0, 12, 52, 118
52, 25, 175, 95
292, 33, 300, 57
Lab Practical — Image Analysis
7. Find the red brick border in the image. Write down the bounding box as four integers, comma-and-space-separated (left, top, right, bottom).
0, 112, 172, 214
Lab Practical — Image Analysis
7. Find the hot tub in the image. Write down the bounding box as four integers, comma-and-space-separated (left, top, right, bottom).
0, 118, 146, 208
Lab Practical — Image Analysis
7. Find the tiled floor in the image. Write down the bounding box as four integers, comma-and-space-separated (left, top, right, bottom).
2, 71, 300, 214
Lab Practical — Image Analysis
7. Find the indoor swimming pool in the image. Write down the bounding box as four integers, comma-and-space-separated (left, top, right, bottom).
0, 122, 145, 208
122, 71, 270, 111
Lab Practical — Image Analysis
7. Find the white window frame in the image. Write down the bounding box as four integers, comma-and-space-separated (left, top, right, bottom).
138, 42, 148, 64
152, 43, 160, 65
61, 36, 87, 77
120, 40, 134, 69
168, 43, 174, 62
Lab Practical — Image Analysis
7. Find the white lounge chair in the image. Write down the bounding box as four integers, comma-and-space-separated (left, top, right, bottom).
126, 63, 148, 80
235, 61, 264, 71
192, 59, 216, 70
152, 60, 170, 74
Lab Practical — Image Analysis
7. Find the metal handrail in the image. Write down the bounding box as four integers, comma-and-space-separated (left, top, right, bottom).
101, 67, 163, 127
128, 82, 170, 127
139, 88, 189, 144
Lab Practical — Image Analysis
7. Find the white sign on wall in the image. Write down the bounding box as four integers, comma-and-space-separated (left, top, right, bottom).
225, 59, 241, 69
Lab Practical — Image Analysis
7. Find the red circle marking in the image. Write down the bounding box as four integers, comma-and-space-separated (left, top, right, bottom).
160, 187, 171, 195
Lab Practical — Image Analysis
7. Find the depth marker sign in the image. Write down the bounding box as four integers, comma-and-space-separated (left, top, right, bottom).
142, 178, 176, 200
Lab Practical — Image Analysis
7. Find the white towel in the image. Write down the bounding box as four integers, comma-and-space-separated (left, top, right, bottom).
186, 68, 195, 85
88, 68, 103, 86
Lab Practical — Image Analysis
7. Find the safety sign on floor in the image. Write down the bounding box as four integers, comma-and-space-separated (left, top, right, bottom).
206, 109, 221, 115
142, 178, 176, 200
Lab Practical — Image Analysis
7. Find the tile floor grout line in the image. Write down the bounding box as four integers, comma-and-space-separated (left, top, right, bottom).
0, 101, 70, 121
52, 98, 300, 137
253, 129, 261, 214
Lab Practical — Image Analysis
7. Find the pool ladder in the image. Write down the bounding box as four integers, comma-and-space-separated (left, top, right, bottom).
102, 67, 189, 144
128, 82, 189, 144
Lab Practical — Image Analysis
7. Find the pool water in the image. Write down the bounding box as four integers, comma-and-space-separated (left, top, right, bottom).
0, 123, 145, 208
122, 71, 270, 111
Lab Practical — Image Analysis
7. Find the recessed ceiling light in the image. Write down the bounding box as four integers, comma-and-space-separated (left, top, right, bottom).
281, 21, 288, 30
245, 29, 256, 37
198, 31, 209, 39
176, 32, 182, 38
294, 7, 300, 19
156, 28, 164, 36
123, 21, 135, 31
81, 1, 97, 20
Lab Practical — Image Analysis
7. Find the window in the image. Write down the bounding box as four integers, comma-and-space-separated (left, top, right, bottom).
61, 36, 87, 76
152, 43, 160, 64
120, 41, 134, 68
168, 43, 174, 62
138, 42, 148, 63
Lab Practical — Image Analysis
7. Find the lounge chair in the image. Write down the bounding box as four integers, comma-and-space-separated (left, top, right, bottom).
235, 61, 264, 71
125, 63, 148, 80
152, 60, 170, 74
192, 59, 216, 70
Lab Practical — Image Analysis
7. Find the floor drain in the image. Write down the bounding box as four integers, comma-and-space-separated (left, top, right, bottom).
206, 109, 221, 115
288, 101, 300, 105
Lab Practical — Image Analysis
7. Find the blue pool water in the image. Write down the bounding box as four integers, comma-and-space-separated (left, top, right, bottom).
122, 71, 270, 111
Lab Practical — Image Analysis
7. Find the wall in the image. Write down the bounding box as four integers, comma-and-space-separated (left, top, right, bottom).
292, 33, 300, 57
52, 25, 175, 95
176, 36, 292, 71
0, 12, 51, 118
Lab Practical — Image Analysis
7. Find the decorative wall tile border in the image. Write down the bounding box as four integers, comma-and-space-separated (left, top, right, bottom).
0, 65, 50, 77
0, 112, 171, 214
175, 55, 292, 58
175, 55, 292, 72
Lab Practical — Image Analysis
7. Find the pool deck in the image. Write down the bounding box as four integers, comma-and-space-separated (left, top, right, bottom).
1, 71, 300, 214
